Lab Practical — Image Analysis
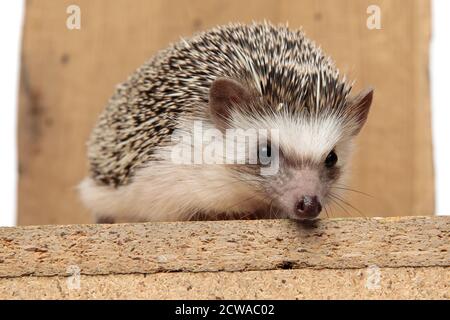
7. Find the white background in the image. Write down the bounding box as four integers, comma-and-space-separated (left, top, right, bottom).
0, 1, 23, 226
430, 0, 450, 218
0, 1, 449, 226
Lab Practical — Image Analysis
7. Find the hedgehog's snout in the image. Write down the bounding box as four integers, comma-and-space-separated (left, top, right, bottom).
273, 168, 325, 220
295, 195, 322, 219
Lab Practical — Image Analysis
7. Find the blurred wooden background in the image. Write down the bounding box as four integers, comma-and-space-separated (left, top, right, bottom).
18, 0, 434, 225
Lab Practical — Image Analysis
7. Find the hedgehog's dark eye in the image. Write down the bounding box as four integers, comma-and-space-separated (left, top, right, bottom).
325, 150, 338, 168
258, 142, 272, 166
262, 145, 271, 158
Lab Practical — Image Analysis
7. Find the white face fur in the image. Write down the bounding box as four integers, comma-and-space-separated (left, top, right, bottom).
209, 78, 373, 220
229, 110, 354, 218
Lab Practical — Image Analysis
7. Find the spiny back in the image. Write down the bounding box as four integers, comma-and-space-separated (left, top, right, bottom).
87, 22, 351, 187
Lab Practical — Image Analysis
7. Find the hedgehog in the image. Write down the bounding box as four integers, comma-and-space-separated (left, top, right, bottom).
79, 22, 373, 223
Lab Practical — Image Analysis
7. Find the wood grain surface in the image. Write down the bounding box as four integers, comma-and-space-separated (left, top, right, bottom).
1, 217, 448, 278
1, 267, 448, 299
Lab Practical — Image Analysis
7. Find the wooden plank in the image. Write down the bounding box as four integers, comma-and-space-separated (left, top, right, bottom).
0, 217, 448, 278
0, 267, 448, 299
18, 0, 434, 225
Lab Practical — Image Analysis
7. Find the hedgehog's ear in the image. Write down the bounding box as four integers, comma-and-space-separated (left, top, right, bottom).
209, 78, 253, 131
346, 87, 374, 136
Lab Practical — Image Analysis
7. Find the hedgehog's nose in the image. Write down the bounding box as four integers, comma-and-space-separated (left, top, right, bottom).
296, 196, 322, 219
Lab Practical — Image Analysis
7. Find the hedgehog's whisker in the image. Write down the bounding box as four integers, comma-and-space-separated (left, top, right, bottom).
268, 197, 281, 219
331, 185, 374, 198
329, 192, 365, 218
324, 204, 330, 219
326, 202, 335, 217
223, 194, 260, 213
328, 195, 353, 218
